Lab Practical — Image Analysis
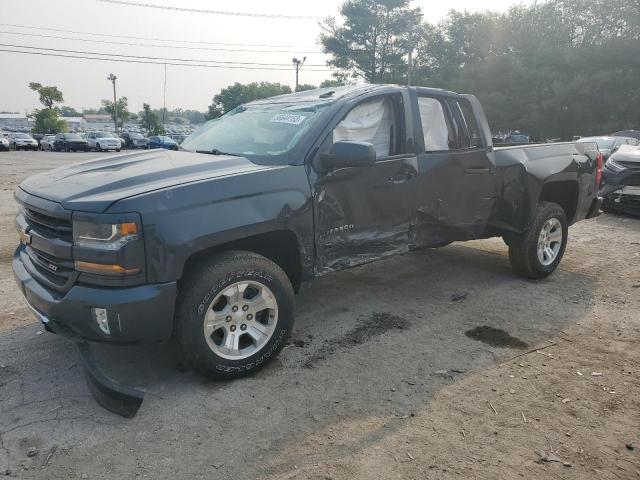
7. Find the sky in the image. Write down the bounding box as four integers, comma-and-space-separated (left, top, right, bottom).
1, 0, 532, 114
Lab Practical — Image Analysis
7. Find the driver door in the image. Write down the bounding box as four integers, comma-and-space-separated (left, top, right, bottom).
312, 93, 418, 273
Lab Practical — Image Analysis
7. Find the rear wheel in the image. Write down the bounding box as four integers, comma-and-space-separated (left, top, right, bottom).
176, 250, 294, 380
508, 201, 568, 279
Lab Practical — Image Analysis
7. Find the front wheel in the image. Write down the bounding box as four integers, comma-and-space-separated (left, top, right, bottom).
176, 251, 294, 380
508, 201, 568, 279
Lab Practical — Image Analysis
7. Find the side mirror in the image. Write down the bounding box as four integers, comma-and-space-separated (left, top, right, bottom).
319, 141, 376, 170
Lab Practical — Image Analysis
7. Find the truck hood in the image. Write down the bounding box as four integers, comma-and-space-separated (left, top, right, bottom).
19, 149, 276, 212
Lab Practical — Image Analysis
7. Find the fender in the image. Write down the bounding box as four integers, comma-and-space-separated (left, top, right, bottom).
108, 164, 315, 283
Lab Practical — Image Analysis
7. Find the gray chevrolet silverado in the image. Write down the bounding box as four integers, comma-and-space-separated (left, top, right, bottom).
14, 85, 603, 384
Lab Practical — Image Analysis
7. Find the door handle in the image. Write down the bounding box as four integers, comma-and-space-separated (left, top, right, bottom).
465, 167, 491, 174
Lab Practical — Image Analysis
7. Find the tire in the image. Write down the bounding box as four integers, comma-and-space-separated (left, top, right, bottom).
508, 201, 568, 279
176, 250, 294, 380
601, 199, 617, 214
116, 149, 121, 152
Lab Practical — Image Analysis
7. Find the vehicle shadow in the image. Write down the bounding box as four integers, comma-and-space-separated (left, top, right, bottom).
0, 239, 596, 478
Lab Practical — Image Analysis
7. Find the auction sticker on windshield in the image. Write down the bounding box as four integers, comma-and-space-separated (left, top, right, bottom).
270, 113, 307, 125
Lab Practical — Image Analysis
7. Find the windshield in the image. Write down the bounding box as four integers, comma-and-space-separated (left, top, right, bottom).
579, 137, 616, 150
65, 134, 82, 140
181, 103, 329, 160
15, 133, 31, 139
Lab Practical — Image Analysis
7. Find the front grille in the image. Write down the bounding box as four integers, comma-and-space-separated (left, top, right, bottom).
25, 246, 75, 287
619, 161, 640, 171
628, 174, 640, 187
23, 207, 73, 241
19, 200, 76, 292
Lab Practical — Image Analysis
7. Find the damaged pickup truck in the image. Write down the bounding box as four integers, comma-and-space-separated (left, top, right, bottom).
600, 145, 640, 216
14, 85, 603, 395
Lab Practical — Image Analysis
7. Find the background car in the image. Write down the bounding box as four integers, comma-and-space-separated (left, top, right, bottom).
126, 132, 149, 149
9, 133, 38, 151
612, 130, 640, 141
39, 134, 56, 151
52, 133, 89, 152
148, 135, 178, 150
86, 132, 122, 152
0, 137, 9, 151
577, 136, 639, 159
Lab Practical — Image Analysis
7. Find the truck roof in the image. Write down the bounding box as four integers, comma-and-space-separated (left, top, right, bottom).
248, 84, 461, 107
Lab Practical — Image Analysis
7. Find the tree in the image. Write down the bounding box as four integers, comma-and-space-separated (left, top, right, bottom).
295, 84, 318, 92
206, 82, 292, 119
320, 0, 423, 83
319, 79, 346, 88
28, 82, 64, 109
101, 96, 130, 129
28, 82, 66, 133
31, 109, 67, 134
139, 103, 163, 135
56, 106, 81, 117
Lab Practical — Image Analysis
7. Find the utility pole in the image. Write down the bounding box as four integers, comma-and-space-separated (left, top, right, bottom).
107, 73, 118, 134
292, 57, 306, 91
407, 48, 413, 86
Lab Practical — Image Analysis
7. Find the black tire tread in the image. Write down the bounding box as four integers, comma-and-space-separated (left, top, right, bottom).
508, 201, 568, 279
176, 250, 294, 380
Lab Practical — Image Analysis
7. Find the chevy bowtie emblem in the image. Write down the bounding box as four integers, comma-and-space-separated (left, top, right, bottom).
18, 228, 32, 246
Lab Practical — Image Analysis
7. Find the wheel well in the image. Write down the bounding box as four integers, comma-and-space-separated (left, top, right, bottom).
181, 230, 303, 292
539, 181, 579, 223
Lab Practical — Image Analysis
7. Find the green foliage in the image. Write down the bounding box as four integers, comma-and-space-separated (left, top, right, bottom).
320, 0, 423, 83
325, 0, 640, 139
56, 106, 81, 117
139, 103, 164, 135
319, 79, 347, 88
31, 108, 67, 134
295, 84, 318, 92
206, 82, 293, 119
28, 82, 64, 109
101, 96, 130, 128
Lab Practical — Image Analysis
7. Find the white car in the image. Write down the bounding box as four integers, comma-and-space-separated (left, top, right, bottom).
0, 136, 9, 151
39, 134, 56, 151
9, 133, 38, 151
86, 132, 122, 152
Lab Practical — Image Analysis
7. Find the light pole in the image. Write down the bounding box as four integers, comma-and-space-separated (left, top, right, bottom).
107, 73, 118, 134
292, 57, 306, 91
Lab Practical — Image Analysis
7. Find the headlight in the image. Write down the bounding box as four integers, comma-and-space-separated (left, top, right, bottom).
73, 220, 139, 250
605, 159, 626, 172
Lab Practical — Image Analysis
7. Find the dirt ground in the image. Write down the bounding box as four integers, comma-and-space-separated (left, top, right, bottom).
0, 151, 638, 479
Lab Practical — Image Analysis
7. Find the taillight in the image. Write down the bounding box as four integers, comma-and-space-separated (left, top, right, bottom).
595, 153, 604, 186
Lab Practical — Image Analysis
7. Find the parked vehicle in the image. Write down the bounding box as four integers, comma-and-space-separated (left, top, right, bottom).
0, 136, 9, 151
126, 132, 149, 149
577, 136, 639, 160
9, 133, 38, 151
600, 145, 640, 216
53, 133, 89, 152
612, 130, 640, 141
13, 85, 603, 414
148, 135, 178, 150
86, 132, 122, 152
39, 135, 56, 151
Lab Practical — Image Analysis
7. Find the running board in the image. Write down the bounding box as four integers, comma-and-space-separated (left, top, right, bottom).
76, 342, 145, 418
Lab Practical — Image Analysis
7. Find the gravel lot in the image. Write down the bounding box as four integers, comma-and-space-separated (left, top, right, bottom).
0, 151, 638, 479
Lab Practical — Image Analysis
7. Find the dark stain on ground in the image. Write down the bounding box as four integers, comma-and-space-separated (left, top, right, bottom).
303, 312, 410, 368
465, 326, 529, 349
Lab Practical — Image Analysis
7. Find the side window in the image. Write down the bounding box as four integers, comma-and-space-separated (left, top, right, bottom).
332, 96, 400, 158
450, 100, 483, 149
417, 97, 454, 152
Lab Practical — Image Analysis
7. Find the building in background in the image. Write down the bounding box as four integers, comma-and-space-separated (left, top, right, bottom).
0, 113, 33, 130
61, 116, 85, 131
